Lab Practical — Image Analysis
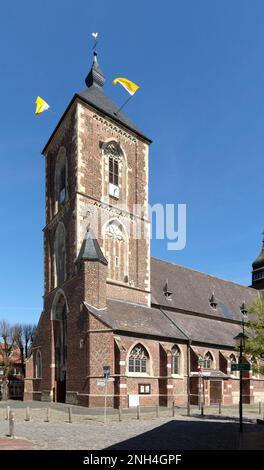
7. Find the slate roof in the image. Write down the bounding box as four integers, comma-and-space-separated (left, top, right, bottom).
85, 300, 243, 347
151, 257, 257, 322
42, 52, 151, 155
84, 256, 259, 347
252, 245, 264, 270
85, 300, 187, 341
77, 85, 150, 141
76, 228, 107, 265
162, 309, 242, 346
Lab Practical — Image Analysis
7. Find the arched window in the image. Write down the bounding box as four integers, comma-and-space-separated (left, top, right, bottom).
102, 141, 127, 202
54, 223, 66, 286
104, 220, 127, 282
34, 350, 42, 378
55, 147, 67, 210
229, 354, 238, 377
204, 352, 213, 369
171, 345, 181, 374
128, 344, 149, 373
109, 154, 119, 187
229, 354, 237, 364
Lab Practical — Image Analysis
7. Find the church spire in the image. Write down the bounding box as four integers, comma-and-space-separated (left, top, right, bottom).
85, 34, 105, 88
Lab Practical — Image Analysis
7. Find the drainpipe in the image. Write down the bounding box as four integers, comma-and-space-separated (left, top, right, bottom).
159, 307, 192, 416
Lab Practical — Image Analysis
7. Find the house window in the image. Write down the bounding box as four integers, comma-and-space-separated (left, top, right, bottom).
34, 350, 42, 379
139, 384, 151, 394
109, 156, 119, 187
204, 352, 213, 369
128, 344, 149, 373
171, 345, 181, 374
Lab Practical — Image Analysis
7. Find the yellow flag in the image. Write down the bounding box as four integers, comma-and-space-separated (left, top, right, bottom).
112, 77, 139, 96
35, 96, 50, 115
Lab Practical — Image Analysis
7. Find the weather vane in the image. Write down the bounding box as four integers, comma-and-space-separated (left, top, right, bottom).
91, 32, 98, 52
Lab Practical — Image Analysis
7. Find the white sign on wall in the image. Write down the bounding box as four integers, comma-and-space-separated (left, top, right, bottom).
128, 394, 140, 407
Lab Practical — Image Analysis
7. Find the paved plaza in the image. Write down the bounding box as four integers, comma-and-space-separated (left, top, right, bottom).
0, 401, 263, 450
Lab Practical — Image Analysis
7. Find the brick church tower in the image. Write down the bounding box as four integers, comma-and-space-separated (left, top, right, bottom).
24, 47, 151, 405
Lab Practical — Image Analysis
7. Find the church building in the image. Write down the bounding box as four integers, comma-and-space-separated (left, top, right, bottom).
24, 47, 264, 408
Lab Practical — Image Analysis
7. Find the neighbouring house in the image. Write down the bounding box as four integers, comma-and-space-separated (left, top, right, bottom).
0, 344, 24, 400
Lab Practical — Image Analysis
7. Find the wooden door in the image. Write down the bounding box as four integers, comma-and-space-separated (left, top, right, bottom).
56, 380, 66, 403
210, 380, 222, 404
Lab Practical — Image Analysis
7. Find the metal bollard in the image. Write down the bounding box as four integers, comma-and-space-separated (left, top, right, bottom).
118, 406, 122, 422
68, 406, 72, 423
9, 411, 15, 438
25, 406, 30, 422
5, 406, 10, 421
218, 402, 222, 415
137, 405, 140, 420
44, 407, 50, 423
259, 401, 262, 415
172, 400, 175, 417
156, 404, 159, 418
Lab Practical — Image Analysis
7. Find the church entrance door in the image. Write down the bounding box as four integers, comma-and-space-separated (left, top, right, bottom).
56, 379, 66, 403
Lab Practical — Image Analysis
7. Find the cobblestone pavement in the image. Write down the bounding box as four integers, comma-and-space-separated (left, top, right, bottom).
0, 402, 263, 450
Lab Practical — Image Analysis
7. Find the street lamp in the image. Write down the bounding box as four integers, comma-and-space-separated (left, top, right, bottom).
240, 302, 248, 349
198, 355, 205, 415
234, 303, 248, 433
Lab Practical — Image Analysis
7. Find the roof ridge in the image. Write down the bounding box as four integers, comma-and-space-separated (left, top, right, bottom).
151, 256, 254, 291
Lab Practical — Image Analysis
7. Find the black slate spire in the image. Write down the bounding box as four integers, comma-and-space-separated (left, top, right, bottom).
252, 231, 264, 289
85, 50, 106, 88
76, 227, 108, 265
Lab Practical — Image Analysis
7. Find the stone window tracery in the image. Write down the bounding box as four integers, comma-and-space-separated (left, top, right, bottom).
104, 220, 127, 282
171, 345, 181, 374
204, 351, 213, 369
128, 344, 149, 373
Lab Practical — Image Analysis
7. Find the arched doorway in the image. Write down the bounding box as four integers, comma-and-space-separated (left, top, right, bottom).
52, 292, 67, 403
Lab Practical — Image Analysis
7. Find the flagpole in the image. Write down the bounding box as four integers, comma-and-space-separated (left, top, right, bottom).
114, 95, 133, 116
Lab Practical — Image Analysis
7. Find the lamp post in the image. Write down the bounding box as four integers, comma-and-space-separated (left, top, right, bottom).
198, 355, 205, 415
233, 303, 248, 433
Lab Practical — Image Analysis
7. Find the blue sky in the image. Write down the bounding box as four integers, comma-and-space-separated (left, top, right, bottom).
0, 1, 264, 324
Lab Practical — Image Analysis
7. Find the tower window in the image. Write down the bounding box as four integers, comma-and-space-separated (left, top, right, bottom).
54, 223, 67, 286
109, 156, 119, 187
104, 220, 127, 282
59, 166, 66, 203
55, 147, 67, 211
